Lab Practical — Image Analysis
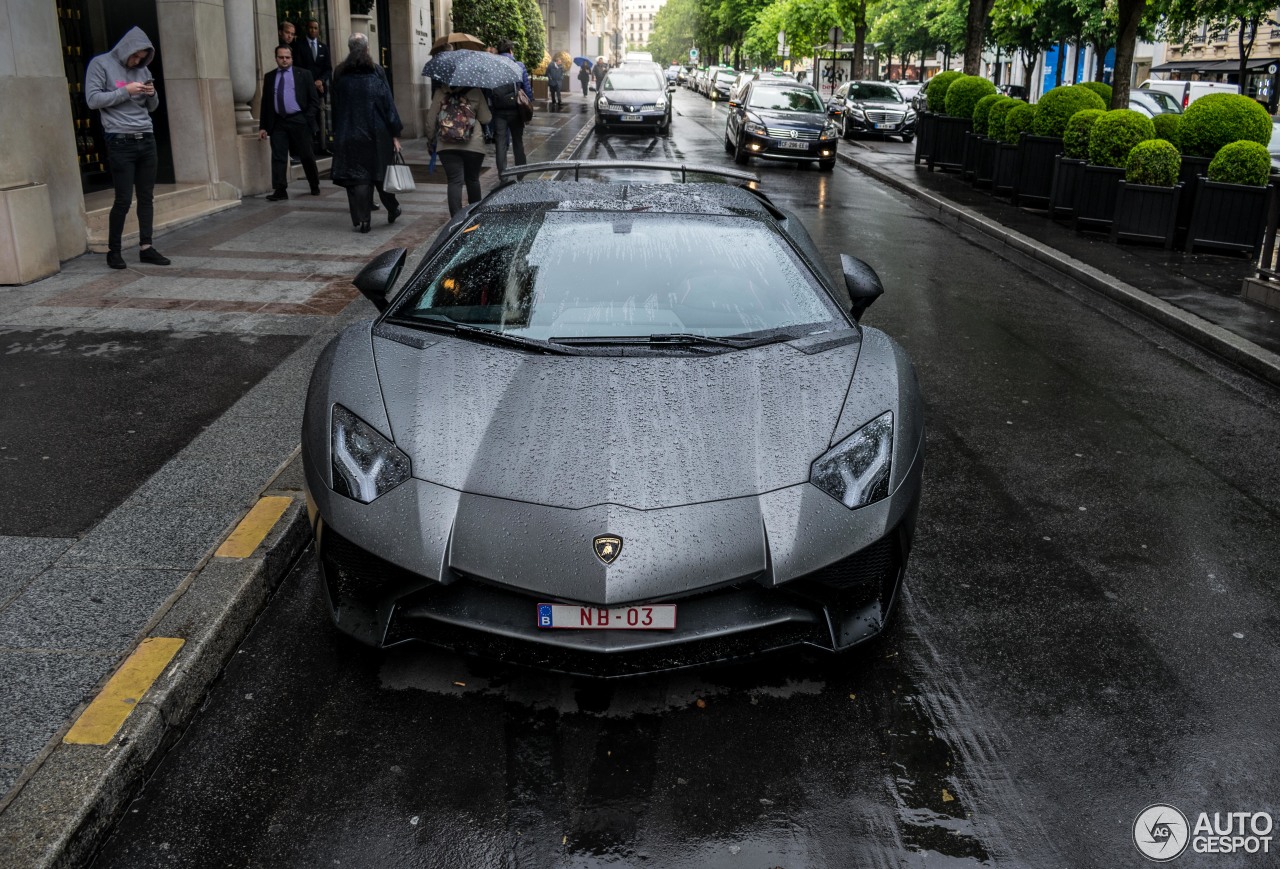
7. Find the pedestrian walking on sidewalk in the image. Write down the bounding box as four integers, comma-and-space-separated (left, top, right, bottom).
490, 39, 532, 173
578, 61, 590, 97
84, 26, 170, 269
592, 57, 608, 91
258, 44, 321, 201
546, 57, 564, 109
427, 85, 492, 216
330, 33, 403, 233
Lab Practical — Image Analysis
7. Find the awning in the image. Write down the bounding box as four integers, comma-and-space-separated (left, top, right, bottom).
1149, 60, 1204, 72
1150, 56, 1280, 74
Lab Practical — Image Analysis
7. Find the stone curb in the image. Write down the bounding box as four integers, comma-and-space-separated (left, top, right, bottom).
0, 457, 312, 869
837, 148, 1280, 389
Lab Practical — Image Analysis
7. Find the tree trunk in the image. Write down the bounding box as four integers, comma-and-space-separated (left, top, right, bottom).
1055, 39, 1065, 86
1238, 16, 1257, 91
994, 44, 1002, 85
964, 0, 995, 74
853, 21, 867, 79
1023, 49, 1035, 93
1093, 40, 1111, 81
1111, 0, 1145, 108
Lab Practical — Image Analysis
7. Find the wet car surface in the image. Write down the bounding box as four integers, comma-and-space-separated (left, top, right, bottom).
96, 89, 1280, 868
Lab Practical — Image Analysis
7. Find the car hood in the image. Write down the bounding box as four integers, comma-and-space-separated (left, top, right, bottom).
601, 89, 662, 104
373, 332, 860, 511
755, 110, 828, 130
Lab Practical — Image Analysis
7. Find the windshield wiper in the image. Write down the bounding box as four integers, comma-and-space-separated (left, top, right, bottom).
549, 332, 787, 349
406, 318, 580, 355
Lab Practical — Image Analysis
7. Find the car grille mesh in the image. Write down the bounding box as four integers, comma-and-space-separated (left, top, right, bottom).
771, 129, 819, 141
322, 530, 423, 601
796, 536, 897, 591
865, 110, 905, 124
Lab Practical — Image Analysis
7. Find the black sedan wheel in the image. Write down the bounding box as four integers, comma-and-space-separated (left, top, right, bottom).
902, 133, 914, 143
733, 133, 751, 166
841, 115, 854, 140
724, 132, 734, 154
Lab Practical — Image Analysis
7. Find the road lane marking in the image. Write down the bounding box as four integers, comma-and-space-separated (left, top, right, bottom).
64, 637, 185, 745
214, 495, 292, 558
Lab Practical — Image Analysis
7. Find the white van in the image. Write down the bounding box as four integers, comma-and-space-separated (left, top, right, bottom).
1139, 79, 1239, 109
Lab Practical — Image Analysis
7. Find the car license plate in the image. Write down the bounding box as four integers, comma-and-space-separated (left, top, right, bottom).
537, 603, 677, 630
875, 122, 895, 129
621, 114, 643, 122
778, 140, 809, 150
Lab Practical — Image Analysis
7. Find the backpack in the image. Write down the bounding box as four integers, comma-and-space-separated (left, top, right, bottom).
437, 92, 476, 143
491, 82, 521, 111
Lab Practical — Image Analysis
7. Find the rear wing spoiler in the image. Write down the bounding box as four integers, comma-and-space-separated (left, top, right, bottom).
498, 160, 760, 184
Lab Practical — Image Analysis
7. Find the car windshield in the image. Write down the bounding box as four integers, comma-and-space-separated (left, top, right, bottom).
848, 83, 902, 102
392, 211, 842, 342
748, 86, 824, 112
605, 71, 662, 90
1139, 89, 1182, 113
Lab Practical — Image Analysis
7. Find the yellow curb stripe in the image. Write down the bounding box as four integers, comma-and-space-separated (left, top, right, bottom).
215, 496, 292, 558
64, 637, 185, 745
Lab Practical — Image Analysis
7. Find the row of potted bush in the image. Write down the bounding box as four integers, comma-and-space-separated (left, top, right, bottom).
915, 74, 1275, 254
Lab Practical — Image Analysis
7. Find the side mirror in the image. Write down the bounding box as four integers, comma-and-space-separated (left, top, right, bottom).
840, 254, 883, 321
353, 247, 408, 312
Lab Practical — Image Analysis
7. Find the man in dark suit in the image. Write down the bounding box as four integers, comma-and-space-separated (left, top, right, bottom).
258, 44, 320, 201
295, 19, 333, 154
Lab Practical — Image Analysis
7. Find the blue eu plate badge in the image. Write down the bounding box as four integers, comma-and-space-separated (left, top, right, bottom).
538, 603, 553, 627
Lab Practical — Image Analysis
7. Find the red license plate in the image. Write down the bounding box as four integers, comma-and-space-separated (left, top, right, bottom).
537, 603, 676, 630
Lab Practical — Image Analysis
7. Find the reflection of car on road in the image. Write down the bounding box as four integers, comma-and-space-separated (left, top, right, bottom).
595, 67, 673, 134
725, 81, 840, 169
302, 160, 925, 676
835, 81, 917, 142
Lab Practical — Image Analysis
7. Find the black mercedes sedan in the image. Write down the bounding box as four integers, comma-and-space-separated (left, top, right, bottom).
836, 81, 917, 142
725, 81, 839, 170
595, 67, 673, 134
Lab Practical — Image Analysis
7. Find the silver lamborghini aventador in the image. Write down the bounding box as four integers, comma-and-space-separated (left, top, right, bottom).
301, 161, 925, 676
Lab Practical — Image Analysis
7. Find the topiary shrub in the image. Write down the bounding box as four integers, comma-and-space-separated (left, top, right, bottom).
1179, 93, 1272, 158
926, 70, 964, 113
1152, 113, 1181, 149
1088, 109, 1155, 168
1001, 101, 1036, 144
988, 98, 1021, 144
1078, 81, 1112, 105
1032, 85, 1107, 138
973, 94, 1007, 137
1063, 108, 1104, 159
1125, 139, 1180, 186
944, 74, 998, 121
1207, 140, 1272, 186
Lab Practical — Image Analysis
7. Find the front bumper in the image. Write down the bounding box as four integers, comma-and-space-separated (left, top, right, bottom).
304, 448, 923, 676
844, 114, 917, 135
740, 130, 838, 162
596, 109, 668, 127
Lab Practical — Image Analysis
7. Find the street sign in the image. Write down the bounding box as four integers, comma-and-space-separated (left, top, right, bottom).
690, 48, 699, 61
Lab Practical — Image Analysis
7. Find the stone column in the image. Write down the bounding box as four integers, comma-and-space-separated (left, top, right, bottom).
224, 0, 256, 133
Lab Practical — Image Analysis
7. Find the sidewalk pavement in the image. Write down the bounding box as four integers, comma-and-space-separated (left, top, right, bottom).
0, 105, 594, 868
838, 143, 1280, 387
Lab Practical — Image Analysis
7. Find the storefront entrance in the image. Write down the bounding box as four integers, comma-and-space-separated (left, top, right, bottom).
57, 0, 176, 195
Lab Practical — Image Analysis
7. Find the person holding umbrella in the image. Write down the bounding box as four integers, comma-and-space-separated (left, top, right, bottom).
576, 57, 591, 97
426, 77, 492, 216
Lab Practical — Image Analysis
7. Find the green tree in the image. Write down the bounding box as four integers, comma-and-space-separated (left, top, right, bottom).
1159, 0, 1277, 90
452, 0, 527, 61
649, 0, 701, 64
520, 0, 546, 70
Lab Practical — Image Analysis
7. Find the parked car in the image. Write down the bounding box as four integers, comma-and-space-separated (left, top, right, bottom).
1139, 78, 1239, 109
303, 161, 925, 675
729, 72, 756, 105
708, 67, 738, 101
595, 66, 673, 134
826, 81, 851, 118
835, 80, 917, 142
666, 64, 682, 84
1129, 88, 1184, 117
895, 82, 923, 104
725, 80, 840, 169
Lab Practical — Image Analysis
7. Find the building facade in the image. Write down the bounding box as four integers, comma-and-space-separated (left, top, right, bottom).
1, 0, 435, 283
621, 0, 663, 50
1155, 17, 1280, 110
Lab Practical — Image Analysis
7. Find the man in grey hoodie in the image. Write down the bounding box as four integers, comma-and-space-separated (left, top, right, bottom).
85, 27, 170, 269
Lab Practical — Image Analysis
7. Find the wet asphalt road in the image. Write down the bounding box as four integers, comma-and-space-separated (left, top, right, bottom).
94, 90, 1280, 868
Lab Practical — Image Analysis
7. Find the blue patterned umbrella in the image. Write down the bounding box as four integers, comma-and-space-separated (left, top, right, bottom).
573, 56, 593, 69
421, 49, 523, 90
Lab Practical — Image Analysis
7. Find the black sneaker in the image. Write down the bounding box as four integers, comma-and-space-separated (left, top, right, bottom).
106, 251, 126, 270
139, 247, 171, 265
266, 190, 288, 201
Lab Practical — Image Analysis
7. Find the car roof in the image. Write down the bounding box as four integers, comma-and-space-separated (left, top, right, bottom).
481, 181, 779, 218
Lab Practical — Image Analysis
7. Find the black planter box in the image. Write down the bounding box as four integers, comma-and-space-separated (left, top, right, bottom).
1012, 135, 1063, 208
1176, 155, 1212, 233
962, 133, 982, 180
1110, 182, 1182, 248
1049, 157, 1086, 219
973, 137, 998, 188
1074, 165, 1125, 231
992, 142, 1020, 195
914, 112, 935, 165
927, 115, 972, 172
1185, 180, 1273, 255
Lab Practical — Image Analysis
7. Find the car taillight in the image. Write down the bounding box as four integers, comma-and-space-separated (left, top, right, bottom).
1184, 92, 1189, 108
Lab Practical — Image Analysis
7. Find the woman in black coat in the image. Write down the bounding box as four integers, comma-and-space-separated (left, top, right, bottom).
330, 32, 402, 232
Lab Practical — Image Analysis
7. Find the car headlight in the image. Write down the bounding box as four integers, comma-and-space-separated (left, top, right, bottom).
597, 97, 610, 110
810, 412, 893, 509
744, 120, 767, 134
905, 109, 917, 121
655, 97, 667, 108
331, 404, 411, 504
847, 106, 865, 119
820, 122, 839, 140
